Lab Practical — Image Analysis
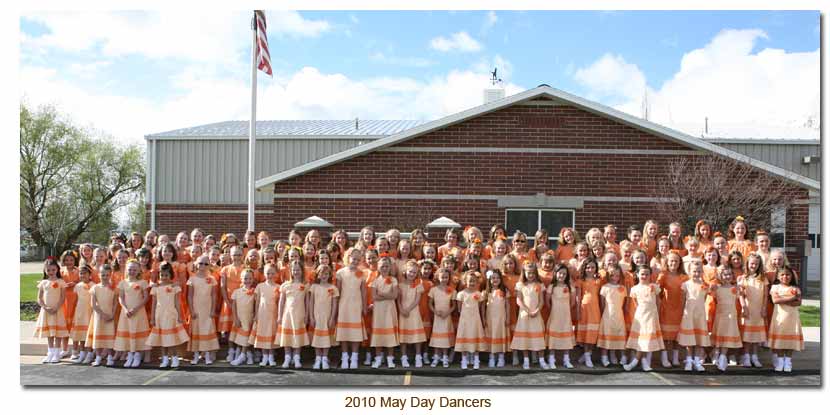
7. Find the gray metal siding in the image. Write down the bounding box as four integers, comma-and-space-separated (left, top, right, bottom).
152, 138, 373, 204
716, 142, 820, 182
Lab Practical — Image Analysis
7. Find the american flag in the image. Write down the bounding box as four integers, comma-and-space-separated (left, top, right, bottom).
254, 10, 272, 76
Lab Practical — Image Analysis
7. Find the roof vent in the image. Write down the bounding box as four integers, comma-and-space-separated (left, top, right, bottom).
537, 83, 550, 88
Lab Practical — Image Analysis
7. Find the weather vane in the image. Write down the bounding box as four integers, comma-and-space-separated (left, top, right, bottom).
490, 67, 502, 86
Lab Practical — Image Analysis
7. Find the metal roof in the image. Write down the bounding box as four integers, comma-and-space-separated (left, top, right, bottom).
146, 120, 427, 138
703, 137, 820, 145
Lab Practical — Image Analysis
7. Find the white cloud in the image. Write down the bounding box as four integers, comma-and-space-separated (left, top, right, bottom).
67, 60, 111, 79
472, 55, 514, 80
573, 29, 819, 139
369, 52, 436, 68
482, 11, 498, 32
429, 31, 483, 53
268, 10, 331, 38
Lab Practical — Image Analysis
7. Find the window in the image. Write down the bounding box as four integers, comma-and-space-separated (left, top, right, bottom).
505, 209, 575, 250
770, 206, 786, 249
809, 233, 821, 249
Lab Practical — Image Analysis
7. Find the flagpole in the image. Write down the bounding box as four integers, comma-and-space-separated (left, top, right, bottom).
248, 11, 257, 232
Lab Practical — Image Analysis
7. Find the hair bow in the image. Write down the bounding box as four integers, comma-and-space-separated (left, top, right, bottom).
735, 216, 745, 222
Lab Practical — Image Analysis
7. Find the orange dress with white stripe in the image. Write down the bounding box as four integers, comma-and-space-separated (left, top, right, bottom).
35, 279, 69, 338
146, 285, 189, 347
597, 284, 627, 350
625, 284, 664, 352
61, 267, 80, 332
712, 286, 742, 349
767, 285, 804, 351
69, 282, 92, 342
546, 285, 575, 350
657, 272, 688, 341
369, 277, 400, 348
310, 284, 338, 348
114, 280, 150, 352
428, 286, 455, 348
277, 281, 310, 348
740, 276, 768, 343
186, 276, 219, 352
576, 278, 602, 345
484, 288, 509, 353
398, 281, 427, 344
510, 282, 546, 351
251, 281, 280, 349
454, 290, 485, 352
335, 267, 367, 342
677, 280, 711, 347
218, 264, 243, 333
229, 287, 256, 347
86, 284, 116, 349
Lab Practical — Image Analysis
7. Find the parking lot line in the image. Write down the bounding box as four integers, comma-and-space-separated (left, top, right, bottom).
648, 371, 675, 385
403, 371, 412, 386
142, 368, 178, 385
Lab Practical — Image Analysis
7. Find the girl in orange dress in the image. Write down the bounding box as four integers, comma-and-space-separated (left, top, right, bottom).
728, 216, 756, 259
147, 262, 189, 368
713, 233, 730, 264
682, 237, 702, 265
36, 258, 68, 364
335, 248, 368, 369
509, 231, 531, 266
423, 243, 438, 264
362, 248, 380, 364
667, 222, 688, 257
59, 250, 80, 359
187, 255, 219, 365
91, 247, 108, 284
79, 243, 94, 267
702, 247, 721, 343
694, 220, 714, 254
455, 271, 486, 369
575, 258, 601, 368
483, 269, 510, 368
302, 242, 318, 283
499, 254, 521, 365
395, 240, 414, 281
68, 264, 93, 364
229, 268, 257, 366
329, 229, 349, 264
537, 252, 556, 325
768, 266, 803, 372
486, 239, 508, 270
623, 265, 664, 372
410, 228, 427, 261
243, 248, 264, 283
484, 225, 508, 260
555, 227, 578, 264
626, 225, 643, 257
640, 220, 660, 260
619, 240, 633, 274
437, 228, 463, 266
598, 264, 628, 367
417, 260, 436, 359
175, 232, 192, 264
398, 260, 426, 368
309, 265, 339, 370
753, 230, 772, 266
530, 229, 551, 262
87, 264, 117, 366
739, 253, 768, 368
511, 262, 548, 369
114, 260, 150, 367
727, 251, 747, 347
386, 228, 402, 258
324, 243, 341, 273
135, 248, 154, 319
546, 264, 575, 369
277, 259, 311, 369
243, 230, 259, 257
649, 236, 671, 276
604, 225, 621, 257
710, 267, 742, 372
590, 241, 606, 266
369, 256, 399, 368
657, 252, 688, 368
158, 243, 189, 332
252, 263, 280, 366
219, 246, 245, 352
567, 242, 591, 282
677, 260, 710, 372
428, 267, 456, 368
281, 247, 302, 283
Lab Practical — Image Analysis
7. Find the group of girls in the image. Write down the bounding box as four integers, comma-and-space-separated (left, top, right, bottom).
34, 217, 803, 373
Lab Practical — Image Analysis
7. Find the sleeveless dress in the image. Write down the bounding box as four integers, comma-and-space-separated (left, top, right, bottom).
229, 287, 255, 347
69, 282, 92, 342
510, 282, 545, 351
677, 280, 711, 347
187, 276, 219, 352
277, 281, 310, 348
625, 284, 664, 352
546, 285, 575, 350
768, 285, 804, 351
114, 280, 150, 352
86, 284, 116, 349
369, 277, 399, 347
251, 281, 280, 349
484, 288, 509, 353
310, 284, 339, 348
35, 279, 69, 338
740, 276, 769, 343
146, 285, 189, 347
218, 264, 244, 333
576, 278, 602, 344
398, 280, 427, 344
657, 272, 688, 341
454, 290, 485, 352
428, 286, 455, 348
712, 286, 742, 348
597, 284, 627, 350
335, 267, 367, 342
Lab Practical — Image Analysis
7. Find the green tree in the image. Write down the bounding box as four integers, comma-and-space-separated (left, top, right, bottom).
20, 103, 145, 254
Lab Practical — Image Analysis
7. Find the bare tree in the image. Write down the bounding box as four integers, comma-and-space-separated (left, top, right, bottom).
656, 155, 795, 234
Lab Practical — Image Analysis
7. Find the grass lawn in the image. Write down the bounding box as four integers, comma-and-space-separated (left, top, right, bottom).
20, 273, 40, 302
800, 305, 820, 327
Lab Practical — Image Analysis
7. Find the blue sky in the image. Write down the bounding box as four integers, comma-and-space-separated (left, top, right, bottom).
18, 10, 820, 142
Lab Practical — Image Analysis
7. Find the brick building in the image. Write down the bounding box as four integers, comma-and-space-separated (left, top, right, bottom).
146, 85, 819, 277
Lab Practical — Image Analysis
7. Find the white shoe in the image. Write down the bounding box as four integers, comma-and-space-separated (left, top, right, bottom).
718, 354, 728, 372
620, 355, 628, 366
783, 357, 793, 373
190, 352, 201, 365
442, 355, 449, 368
584, 353, 594, 368
661, 350, 672, 368
601, 355, 610, 367
563, 354, 574, 369
259, 356, 268, 367
642, 357, 653, 372
415, 355, 423, 368
387, 356, 396, 369
364, 352, 373, 366
160, 356, 170, 368
124, 352, 135, 367
231, 353, 246, 366
293, 355, 302, 369
226, 348, 236, 362
371, 356, 382, 369
488, 356, 495, 368
321, 357, 330, 370
313, 356, 322, 370
751, 354, 763, 368
204, 352, 214, 365
496, 354, 505, 367
609, 352, 618, 365
693, 357, 705, 372
741, 354, 752, 368
623, 358, 639, 371
672, 349, 681, 366
548, 355, 556, 369
684, 357, 693, 371
401, 355, 410, 368
522, 357, 530, 370
282, 355, 292, 368
92, 355, 102, 367
49, 348, 61, 364
42, 348, 53, 364
82, 352, 94, 364
131, 353, 142, 367
171, 356, 180, 368
710, 351, 720, 365
539, 358, 549, 369
349, 354, 358, 369
69, 353, 83, 364
341, 353, 350, 369
246, 351, 254, 365
728, 355, 737, 366
430, 355, 439, 368
460, 356, 469, 369
774, 357, 784, 372
473, 357, 480, 370
105, 356, 115, 366
60, 349, 71, 358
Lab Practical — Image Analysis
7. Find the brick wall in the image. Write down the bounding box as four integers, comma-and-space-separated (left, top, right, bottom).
147, 204, 277, 239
